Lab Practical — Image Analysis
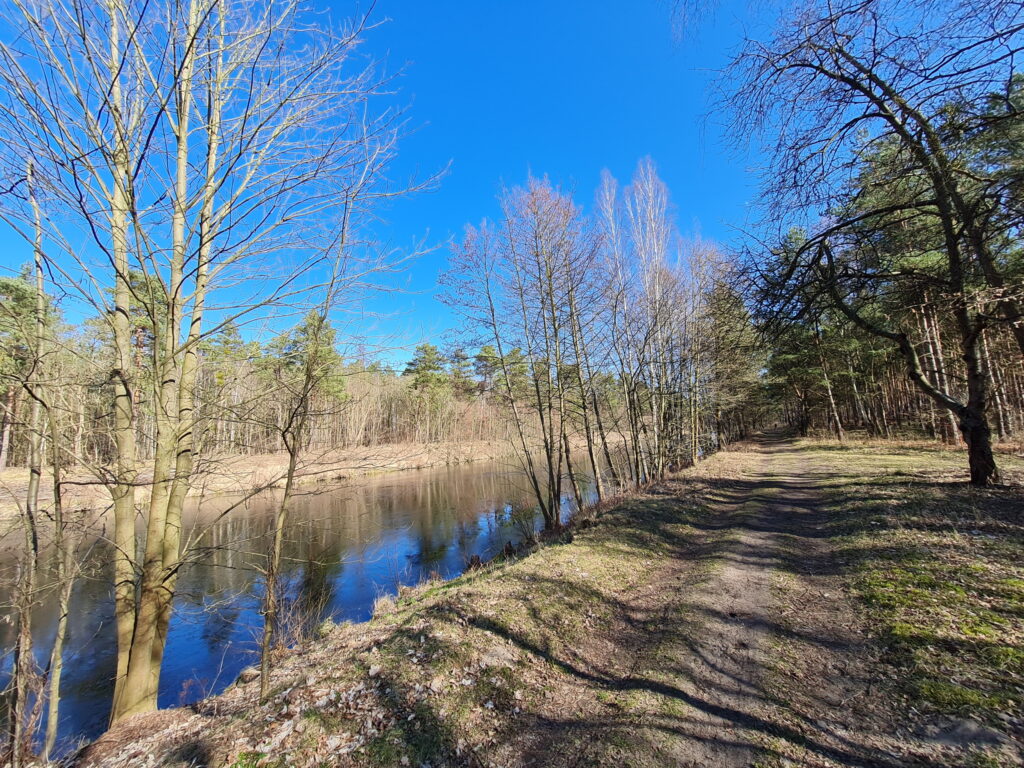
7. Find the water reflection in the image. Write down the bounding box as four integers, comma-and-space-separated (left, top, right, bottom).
0, 457, 593, 750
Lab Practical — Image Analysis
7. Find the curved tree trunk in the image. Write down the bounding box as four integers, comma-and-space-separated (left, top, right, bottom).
960, 410, 999, 486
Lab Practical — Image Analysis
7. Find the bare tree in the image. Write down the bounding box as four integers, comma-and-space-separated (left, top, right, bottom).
0, 0, 399, 724
257, 144, 422, 697
728, 0, 1024, 484
444, 180, 573, 528
444, 163, 757, 527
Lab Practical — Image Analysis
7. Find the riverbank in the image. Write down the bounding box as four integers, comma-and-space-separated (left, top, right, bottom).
0, 439, 517, 525
75, 435, 1024, 767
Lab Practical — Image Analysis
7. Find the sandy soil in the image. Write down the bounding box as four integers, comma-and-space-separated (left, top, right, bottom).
0, 439, 514, 525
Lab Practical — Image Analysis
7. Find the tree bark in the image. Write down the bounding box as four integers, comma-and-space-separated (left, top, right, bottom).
0, 385, 14, 472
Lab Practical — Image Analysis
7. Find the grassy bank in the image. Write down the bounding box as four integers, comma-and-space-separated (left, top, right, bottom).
810, 442, 1024, 728
74, 437, 1024, 768
77, 463, 728, 767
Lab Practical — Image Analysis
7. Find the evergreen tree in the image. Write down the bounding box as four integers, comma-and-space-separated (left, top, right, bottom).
403, 343, 448, 392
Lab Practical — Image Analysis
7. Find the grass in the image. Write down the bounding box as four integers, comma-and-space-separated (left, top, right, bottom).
86, 434, 1024, 767
805, 438, 1024, 724
229, 753, 275, 768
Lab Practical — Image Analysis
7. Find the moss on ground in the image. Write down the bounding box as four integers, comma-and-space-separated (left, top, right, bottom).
803, 438, 1024, 725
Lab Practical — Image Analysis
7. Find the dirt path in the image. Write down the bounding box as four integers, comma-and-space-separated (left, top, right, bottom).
551, 432, 965, 767
655, 445, 786, 768
80, 434, 1018, 768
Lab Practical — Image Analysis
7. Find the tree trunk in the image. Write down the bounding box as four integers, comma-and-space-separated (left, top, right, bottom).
690, 350, 700, 465
960, 409, 999, 486
261, 439, 301, 699
813, 326, 844, 442
0, 385, 15, 472
43, 393, 72, 761
108, 1, 140, 720
10, 163, 47, 767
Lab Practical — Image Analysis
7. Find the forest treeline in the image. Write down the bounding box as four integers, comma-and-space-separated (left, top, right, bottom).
734, 0, 1024, 484
0, 303, 515, 471
0, 0, 1020, 763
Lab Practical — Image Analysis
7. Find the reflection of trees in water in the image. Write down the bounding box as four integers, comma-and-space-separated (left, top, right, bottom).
45, 569, 118, 743
4, 459, 594, 662
292, 554, 339, 631
454, 518, 485, 561
182, 463, 542, 574
413, 533, 450, 570
0, 459, 587, 746
199, 601, 241, 654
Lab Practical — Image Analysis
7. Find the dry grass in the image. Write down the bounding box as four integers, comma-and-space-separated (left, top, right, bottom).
0, 439, 514, 526
74, 436, 1024, 768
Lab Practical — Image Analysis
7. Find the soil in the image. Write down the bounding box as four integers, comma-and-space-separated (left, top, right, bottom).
0, 439, 515, 527
74, 434, 1024, 767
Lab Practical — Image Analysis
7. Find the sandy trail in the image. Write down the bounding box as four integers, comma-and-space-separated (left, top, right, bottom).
590, 433, 935, 767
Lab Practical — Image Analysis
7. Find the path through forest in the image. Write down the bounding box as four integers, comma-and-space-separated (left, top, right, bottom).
503, 432, 1005, 767
620, 432, 912, 767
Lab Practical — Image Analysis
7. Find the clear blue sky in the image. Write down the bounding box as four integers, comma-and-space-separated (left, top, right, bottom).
349, 0, 767, 359
0, 0, 769, 364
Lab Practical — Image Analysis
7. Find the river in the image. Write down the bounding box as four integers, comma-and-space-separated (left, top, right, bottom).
0, 456, 596, 753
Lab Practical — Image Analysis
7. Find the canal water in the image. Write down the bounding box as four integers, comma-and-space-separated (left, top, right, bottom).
1, 456, 596, 752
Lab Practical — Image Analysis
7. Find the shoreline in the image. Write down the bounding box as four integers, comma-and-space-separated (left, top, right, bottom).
73, 437, 1024, 768
0, 439, 519, 528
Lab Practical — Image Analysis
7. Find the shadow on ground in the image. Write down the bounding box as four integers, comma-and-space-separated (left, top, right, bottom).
85, 433, 1023, 767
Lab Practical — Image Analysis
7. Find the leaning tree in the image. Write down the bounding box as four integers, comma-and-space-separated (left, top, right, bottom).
729, 0, 1024, 484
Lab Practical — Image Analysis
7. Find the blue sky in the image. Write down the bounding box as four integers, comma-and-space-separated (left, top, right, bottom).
0, 0, 770, 365
348, 0, 768, 359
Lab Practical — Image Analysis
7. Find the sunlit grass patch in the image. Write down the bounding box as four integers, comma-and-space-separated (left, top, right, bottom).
813, 445, 1024, 723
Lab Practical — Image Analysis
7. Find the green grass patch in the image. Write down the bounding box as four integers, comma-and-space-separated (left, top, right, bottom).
808, 441, 1024, 724
229, 753, 278, 768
